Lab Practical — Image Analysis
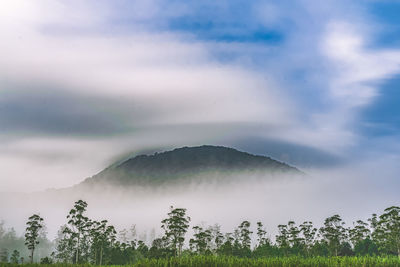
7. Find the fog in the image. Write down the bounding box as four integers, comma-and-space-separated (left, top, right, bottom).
2, 0, 400, 195
1, 1, 400, 258
1, 158, 398, 243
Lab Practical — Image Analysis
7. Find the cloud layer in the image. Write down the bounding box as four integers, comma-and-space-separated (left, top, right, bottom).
1, 0, 400, 191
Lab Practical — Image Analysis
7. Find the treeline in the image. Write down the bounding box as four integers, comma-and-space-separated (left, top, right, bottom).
1, 200, 400, 265
0, 221, 52, 264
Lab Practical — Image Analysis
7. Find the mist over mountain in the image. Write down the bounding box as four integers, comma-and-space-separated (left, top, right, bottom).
78, 145, 301, 188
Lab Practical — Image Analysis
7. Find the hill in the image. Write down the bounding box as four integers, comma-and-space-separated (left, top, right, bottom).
79, 145, 301, 187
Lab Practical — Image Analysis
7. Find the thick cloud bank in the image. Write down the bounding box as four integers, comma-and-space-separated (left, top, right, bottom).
0, 1, 399, 240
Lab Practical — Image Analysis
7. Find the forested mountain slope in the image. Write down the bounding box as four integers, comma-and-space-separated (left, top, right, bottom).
79, 145, 301, 187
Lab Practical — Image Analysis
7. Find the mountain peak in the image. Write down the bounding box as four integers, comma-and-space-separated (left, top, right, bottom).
81, 145, 301, 187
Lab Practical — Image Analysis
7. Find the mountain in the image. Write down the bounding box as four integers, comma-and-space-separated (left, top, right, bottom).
79, 145, 301, 187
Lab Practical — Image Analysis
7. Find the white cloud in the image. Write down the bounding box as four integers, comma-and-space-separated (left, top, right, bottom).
0, 1, 290, 126
1, 0, 400, 191
322, 21, 400, 107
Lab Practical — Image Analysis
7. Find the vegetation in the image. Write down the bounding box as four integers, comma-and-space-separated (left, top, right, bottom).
160, 206, 190, 257
1, 201, 400, 265
2, 256, 400, 266
82, 146, 299, 187
25, 215, 44, 263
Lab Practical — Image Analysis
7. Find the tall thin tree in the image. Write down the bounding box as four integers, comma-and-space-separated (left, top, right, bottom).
64, 200, 90, 263
161, 206, 190, 256
24, 214, 44, 263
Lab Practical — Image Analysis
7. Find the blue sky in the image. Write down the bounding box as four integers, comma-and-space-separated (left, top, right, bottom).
0, 0, 400, 191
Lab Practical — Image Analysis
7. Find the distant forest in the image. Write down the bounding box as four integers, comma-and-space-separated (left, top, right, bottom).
0, 200, 400, 265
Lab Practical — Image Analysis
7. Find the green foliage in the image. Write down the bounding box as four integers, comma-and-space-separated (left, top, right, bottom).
55, 201, 129, 265
349, 220, 371, 247
189, 225, 212, 254
24, 214, 44, 263
88, 219, 117, 265
161, 206, 190, 256
373, 206, 400, 256
1, 219, 52, 263
132, 255, 400, 267
319, 214, 347, 256
276, 223, 290, 250
10, 250, 19, 264
83, 145, 300, 186
354, 238, 379, 256
0, 248, 8, 263
64, 200, 90, 264
54, 225, 75, 263
3, 200, 400, 265
0, 223, 27, 260
256, 222, 269, 247
39, 256, 53, 264
300, 221, 317, 256
238, 220, 253, 250
3, 255, 400, 266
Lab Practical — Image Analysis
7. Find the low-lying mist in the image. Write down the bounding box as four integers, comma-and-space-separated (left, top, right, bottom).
1, 159, 399, 245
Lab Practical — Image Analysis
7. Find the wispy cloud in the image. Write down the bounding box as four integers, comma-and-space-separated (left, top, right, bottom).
0, 0, 400, 191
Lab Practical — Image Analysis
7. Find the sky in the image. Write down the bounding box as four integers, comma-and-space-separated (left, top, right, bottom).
1, 0, 400, 192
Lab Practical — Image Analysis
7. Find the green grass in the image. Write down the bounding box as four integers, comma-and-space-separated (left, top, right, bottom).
2, 256, 400, 267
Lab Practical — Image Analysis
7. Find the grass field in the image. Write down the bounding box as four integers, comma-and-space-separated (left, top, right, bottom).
2, 256, 400, 267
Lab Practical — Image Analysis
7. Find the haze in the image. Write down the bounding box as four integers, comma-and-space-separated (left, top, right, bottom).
1, 0, 400, 240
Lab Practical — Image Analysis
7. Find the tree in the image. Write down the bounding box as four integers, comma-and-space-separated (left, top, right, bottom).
54, 225, 75, 263
373, 206, 400, 256
0, 225, 26, 262
276, 224, 290, 251
0, 248, 8, 263
89, 220, 117, 265
137, 240, 149, 257
300, 221, 317, 256
349, 220, 371, 249
161, 206, 190, 256
253, 222, 275, 258
238, 221, 252, 250
40, 256, 53, 264
319, 214, 347, 256
339, 241, 354, 256
24, 214, 44, 263
64, 200, 90, 263
287, 221, 303, 251
148, 237, 171, 259
354, 238, 378, 256
211, 224, 224, 252
10, 250, 20, 264
256, 222, 269, 247
189, 225, 212, 254
217, 233, 234, 256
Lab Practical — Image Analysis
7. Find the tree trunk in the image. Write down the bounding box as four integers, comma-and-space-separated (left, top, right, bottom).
76, 231, 80, 264
100, 246, 103, 266
30, 248, 34, 263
